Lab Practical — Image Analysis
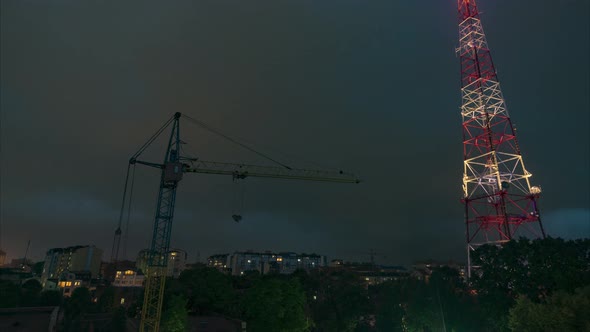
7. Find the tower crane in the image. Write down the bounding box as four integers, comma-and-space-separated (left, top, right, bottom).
112, 112, 359, 332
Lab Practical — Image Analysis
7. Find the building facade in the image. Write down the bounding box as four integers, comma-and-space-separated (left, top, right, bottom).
135, 248, 187, 278
41, 245, 103, 287
112, 269, 145, 288
0, 250, 6, 267
208, 251, 327, 276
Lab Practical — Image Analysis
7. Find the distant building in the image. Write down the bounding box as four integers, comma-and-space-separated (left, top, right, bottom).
167, 249, 187, 278
112, 269, 145, 288
135, 248, 187, 278
8, 258, 33, 269
0, 268, 33, 283
411, 259, 466, 281
329, 259, 344, 267
209, 251, 327, 276
207, 254, 230, 272
41, 245, 103, 287
56, 272, 85, 297
323, 260, 409, 286
0, 249, 6, 266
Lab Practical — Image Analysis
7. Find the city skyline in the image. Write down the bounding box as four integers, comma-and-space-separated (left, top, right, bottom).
1, 0, 589, 266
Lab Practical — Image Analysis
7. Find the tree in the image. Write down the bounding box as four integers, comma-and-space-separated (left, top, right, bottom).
370, 281, 404, 331
63, 287, 93, 331
0, 280, 20, 308
110, 306, 127, 332
39, 290, 62, 306
509, 286, 590, 332
241, 277, 309, 332
471, 237, 590, 331
97, 286, 116, 313
32, 262, 44, 276
20, 279, 42, 306
178, 266, 236, 315
472, 238, 590, 300
306, 270, 369, 332
160, 294, 188, 332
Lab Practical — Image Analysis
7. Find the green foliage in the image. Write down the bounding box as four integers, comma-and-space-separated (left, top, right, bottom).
370, 281, 404, 331
62, 287, 93, 332
39, 290, 63, 306
471, 237, 590, 331
20, 279, 43, 306
179, 266, 236, 315
509, 286, 590, 332
0, 280, 20, 308
160, 238, 588, 331
110, 307, 127, 332
241, 277, 309, 332
305, 270, 369, 332
161, 294, 188, 332
472, 237, 590, 300
97, 286, 116, 313
404, 279, 443, 332
32, 261, 45, 276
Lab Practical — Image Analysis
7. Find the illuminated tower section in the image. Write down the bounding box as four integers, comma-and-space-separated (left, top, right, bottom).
457, 0, 546, 276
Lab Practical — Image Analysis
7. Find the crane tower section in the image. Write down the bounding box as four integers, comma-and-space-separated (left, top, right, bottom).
456, 0, 546, 275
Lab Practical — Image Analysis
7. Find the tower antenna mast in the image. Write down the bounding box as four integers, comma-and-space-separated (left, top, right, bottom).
456, 0, 546, 277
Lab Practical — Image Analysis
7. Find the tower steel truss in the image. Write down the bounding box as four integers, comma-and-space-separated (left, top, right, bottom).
456, 0, 546, 277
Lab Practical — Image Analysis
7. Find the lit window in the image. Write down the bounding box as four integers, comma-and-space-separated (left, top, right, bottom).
120, 298, 125, 305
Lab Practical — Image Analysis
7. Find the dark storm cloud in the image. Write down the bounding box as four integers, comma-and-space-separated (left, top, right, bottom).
1, 0, 588, 264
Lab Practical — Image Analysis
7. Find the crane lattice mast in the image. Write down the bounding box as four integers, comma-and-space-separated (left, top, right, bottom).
456, 0, 546, 277
117, 113, 359, 331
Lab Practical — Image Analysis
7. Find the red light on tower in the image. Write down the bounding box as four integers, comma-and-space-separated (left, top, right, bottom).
456, 0, 546, 277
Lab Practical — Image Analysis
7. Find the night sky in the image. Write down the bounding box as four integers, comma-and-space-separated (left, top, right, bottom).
1, 0, 588, 265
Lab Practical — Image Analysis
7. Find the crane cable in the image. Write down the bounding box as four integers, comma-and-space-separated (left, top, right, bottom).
122, 163, 136, 260
131, 115, 175, 160
111, 162, 131, 263
111, 162, 137, 263
183, 115, 293, 170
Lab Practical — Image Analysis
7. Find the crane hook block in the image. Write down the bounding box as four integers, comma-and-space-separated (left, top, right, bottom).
164, 162, 184, 183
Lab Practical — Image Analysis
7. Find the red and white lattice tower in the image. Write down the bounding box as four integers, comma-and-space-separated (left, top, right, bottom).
456, 0, 546, 277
